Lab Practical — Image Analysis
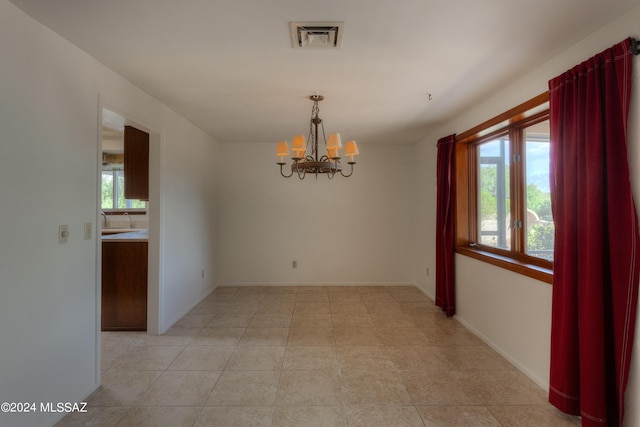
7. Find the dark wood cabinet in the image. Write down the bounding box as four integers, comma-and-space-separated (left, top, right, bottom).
124, 125, 149, 201
101, 241, 148, 331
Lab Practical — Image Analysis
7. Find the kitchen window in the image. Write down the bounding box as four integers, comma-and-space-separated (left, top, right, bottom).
101, 169, 145, 210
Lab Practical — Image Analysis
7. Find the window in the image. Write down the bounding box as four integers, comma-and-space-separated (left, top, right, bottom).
101, 169, 146, 210
456, 93, 553, 282
478, 134, 510, 250
523, 121, 553, 261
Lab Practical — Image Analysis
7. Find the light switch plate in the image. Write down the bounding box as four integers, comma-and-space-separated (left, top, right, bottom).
58, 224, 69, 244
84, 222, 92, 240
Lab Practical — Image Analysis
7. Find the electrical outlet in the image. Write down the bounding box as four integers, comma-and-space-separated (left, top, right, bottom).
201, 269, 205, 279
292, 260, 297, 269
426, 267, 430, 276
58, 224, 69, 244
84, 222, 92, 240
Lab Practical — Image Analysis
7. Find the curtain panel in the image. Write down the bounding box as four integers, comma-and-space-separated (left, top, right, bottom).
435, 134, 456, 317
548, 38, 640, 427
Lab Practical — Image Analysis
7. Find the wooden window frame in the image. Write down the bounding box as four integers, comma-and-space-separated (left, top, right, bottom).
455, 92, 553, 284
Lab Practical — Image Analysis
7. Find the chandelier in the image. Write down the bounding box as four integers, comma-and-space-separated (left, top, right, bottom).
276, 94, 359, 179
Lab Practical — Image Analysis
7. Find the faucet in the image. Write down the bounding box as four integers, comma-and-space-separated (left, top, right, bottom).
101, 211, 108, 228
123, 212, 135, 228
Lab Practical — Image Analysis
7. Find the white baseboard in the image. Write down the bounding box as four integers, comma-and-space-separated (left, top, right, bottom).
216, 281, 418, 287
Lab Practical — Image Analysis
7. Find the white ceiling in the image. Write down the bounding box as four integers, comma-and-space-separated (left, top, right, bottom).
9, 0, 640, 145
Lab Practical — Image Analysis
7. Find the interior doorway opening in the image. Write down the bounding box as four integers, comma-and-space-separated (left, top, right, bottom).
98, 105, 161, 339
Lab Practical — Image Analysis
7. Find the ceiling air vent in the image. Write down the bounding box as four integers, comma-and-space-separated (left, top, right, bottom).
290, 22, 344, 49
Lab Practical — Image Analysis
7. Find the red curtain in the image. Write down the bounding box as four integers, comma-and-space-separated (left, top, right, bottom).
436, 134, 456, 317
548, 38, 640, 426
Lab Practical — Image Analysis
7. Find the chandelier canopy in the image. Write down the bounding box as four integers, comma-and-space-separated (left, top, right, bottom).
277, 95, 359, 179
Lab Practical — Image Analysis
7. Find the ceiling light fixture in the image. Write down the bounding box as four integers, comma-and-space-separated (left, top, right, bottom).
277, 94, 359, 179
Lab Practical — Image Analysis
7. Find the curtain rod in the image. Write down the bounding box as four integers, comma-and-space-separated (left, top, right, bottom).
630, 37, 640, 55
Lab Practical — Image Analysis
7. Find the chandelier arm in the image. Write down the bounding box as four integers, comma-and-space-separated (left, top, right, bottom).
279, 163, 294, 178
295, 161, 305, 180
339, 162, 355, 178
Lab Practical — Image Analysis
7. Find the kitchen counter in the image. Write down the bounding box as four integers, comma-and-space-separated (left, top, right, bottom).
101, 229, 148, 242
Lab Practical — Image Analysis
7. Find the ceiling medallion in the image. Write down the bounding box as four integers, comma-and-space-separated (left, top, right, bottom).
276, 95, 359, 179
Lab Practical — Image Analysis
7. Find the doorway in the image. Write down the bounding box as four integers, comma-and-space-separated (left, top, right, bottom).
98, 105, 161, 335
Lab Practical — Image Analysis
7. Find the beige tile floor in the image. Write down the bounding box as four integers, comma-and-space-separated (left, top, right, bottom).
56, 285, 580, 426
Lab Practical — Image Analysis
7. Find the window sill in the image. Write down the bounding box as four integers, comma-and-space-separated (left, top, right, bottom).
456, 245, 552, 284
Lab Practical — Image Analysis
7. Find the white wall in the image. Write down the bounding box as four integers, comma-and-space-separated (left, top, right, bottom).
0, 4, 99, 427
218, 142, 416, 286
413, 5, 640, 426
413, 139, 438, 299
159, 116, 219, 329
0, 1, 220, 425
